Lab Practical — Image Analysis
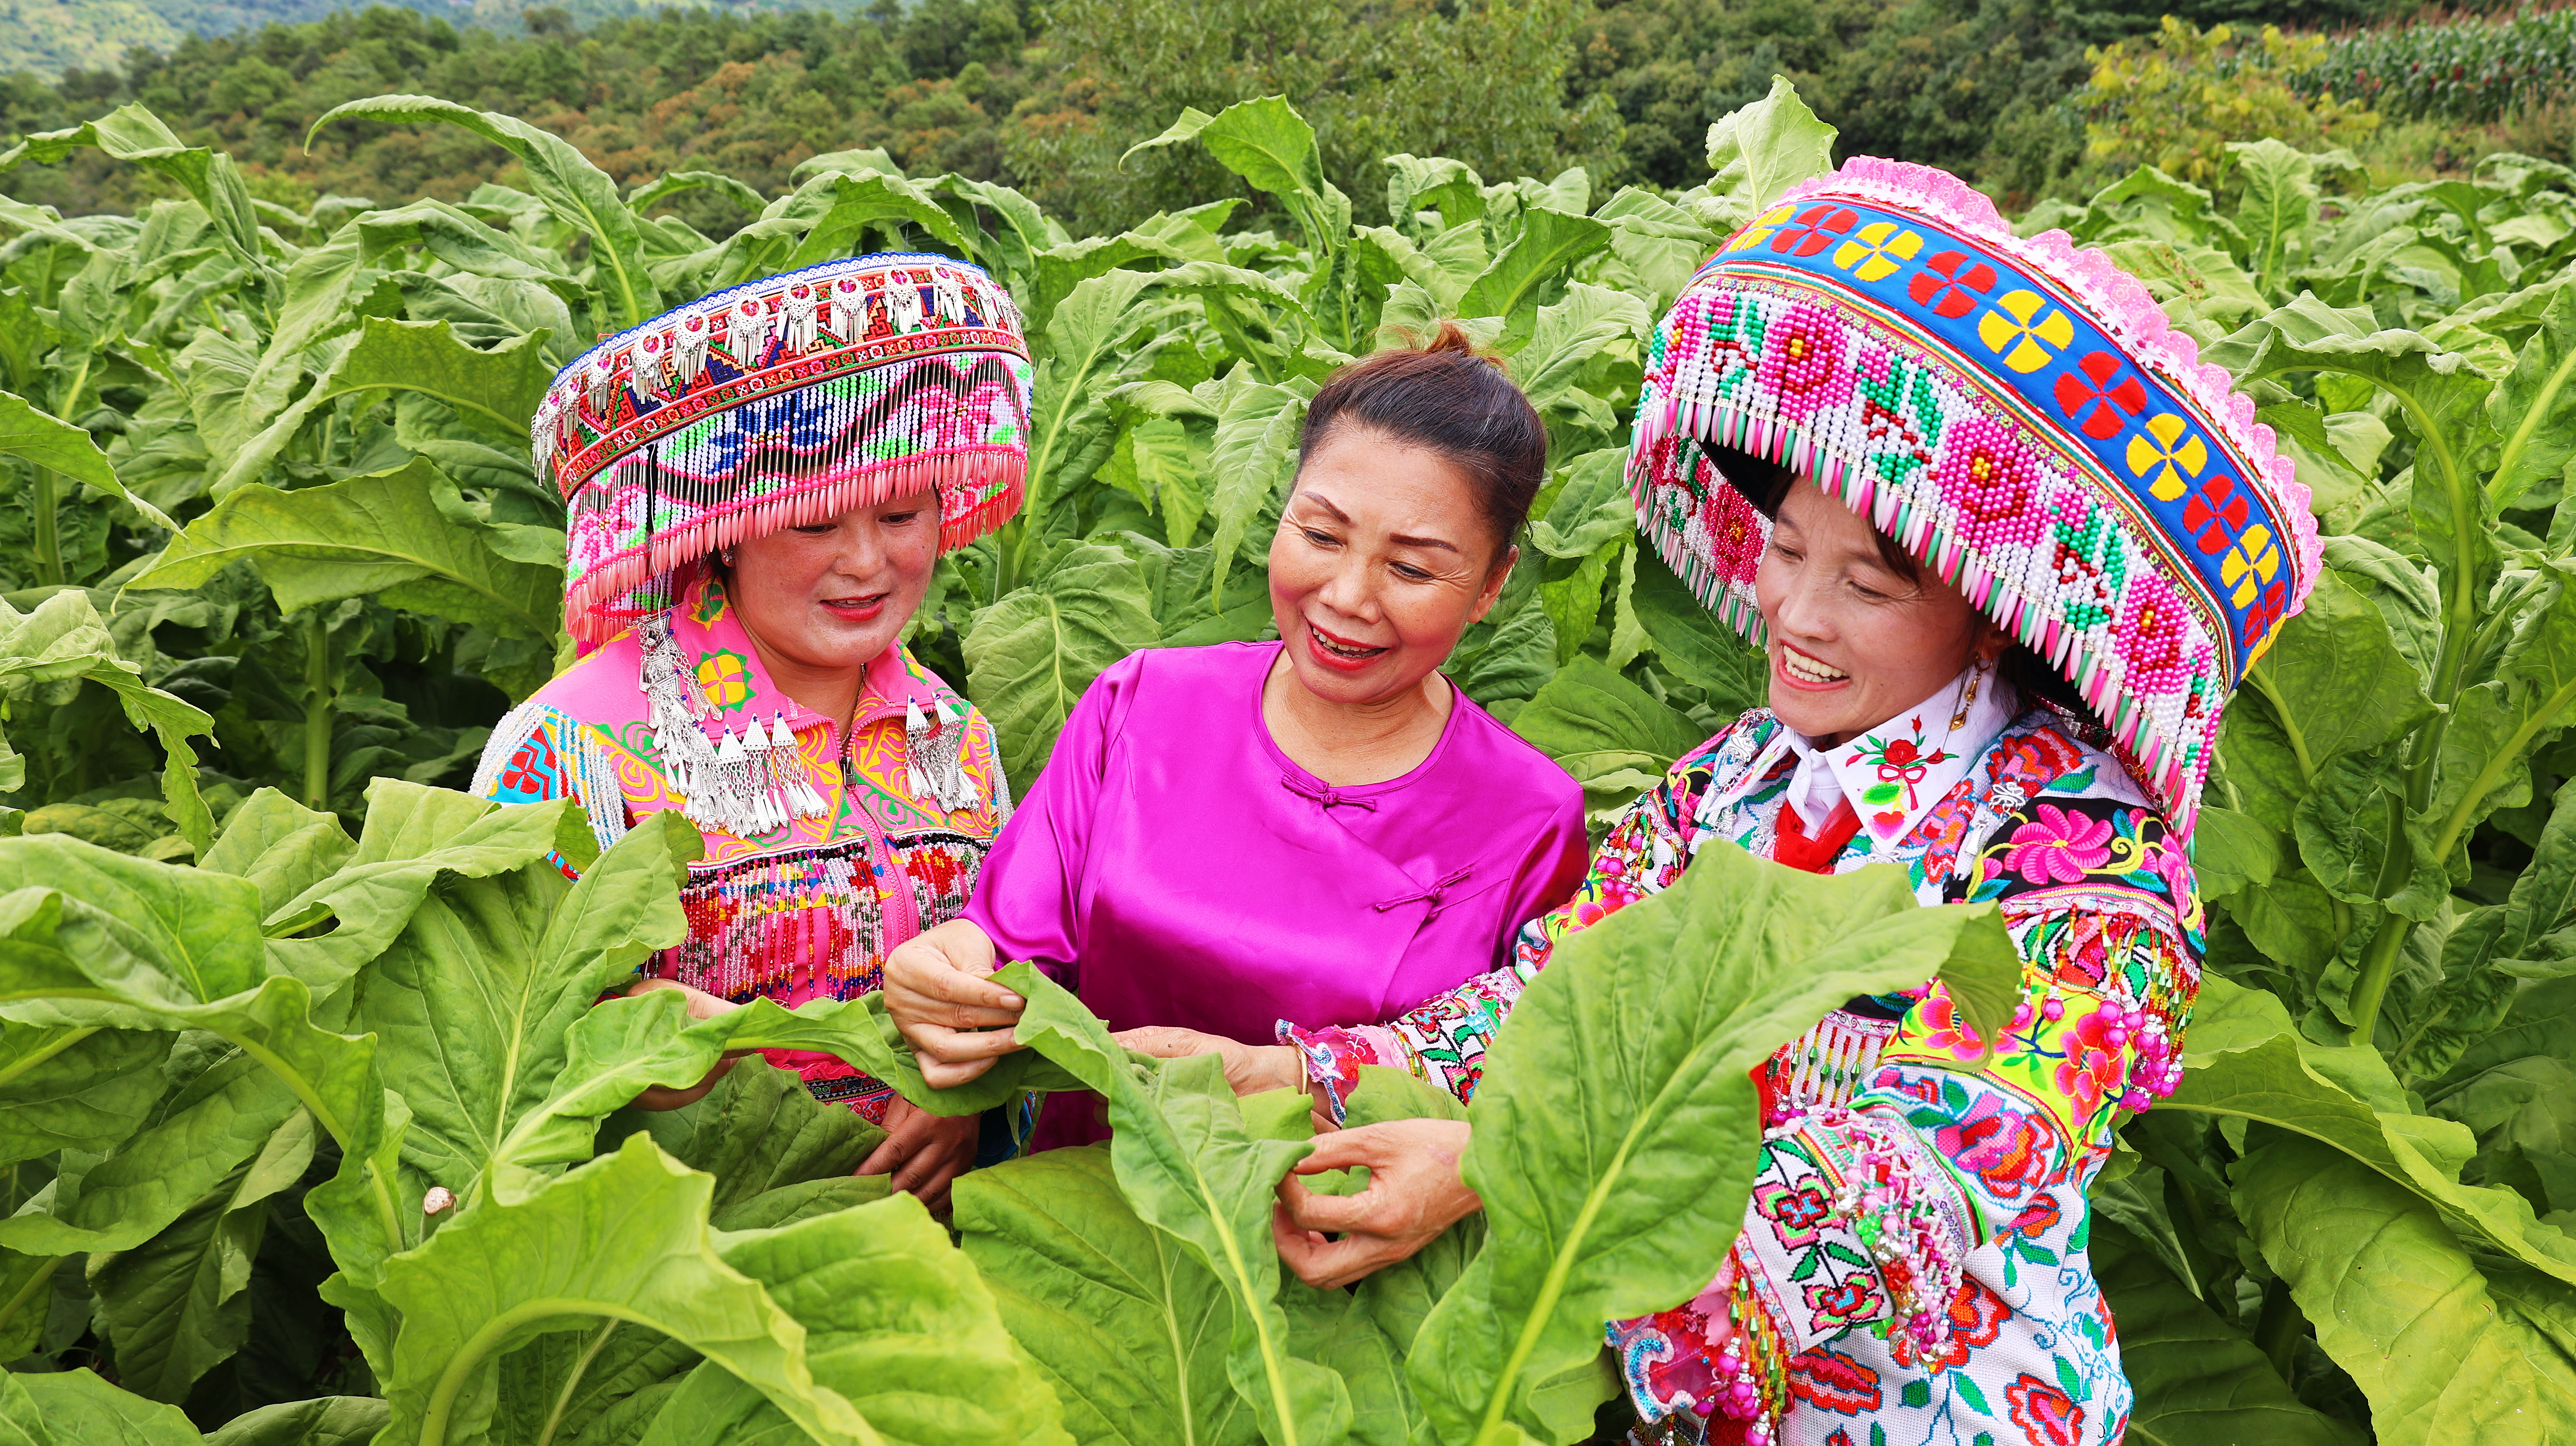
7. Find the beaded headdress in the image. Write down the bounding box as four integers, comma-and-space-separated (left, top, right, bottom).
1631, 159, 2322, 838
533, 252, 1032, 651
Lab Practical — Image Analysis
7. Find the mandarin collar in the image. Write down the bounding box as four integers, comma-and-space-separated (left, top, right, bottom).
1726, 660, 2016, 852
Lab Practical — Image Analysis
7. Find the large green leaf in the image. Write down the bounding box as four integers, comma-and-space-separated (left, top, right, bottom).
0, 1020, 169, 1167
88, 1109, 316, 1402
257, 782, 580, 994
955, 1145, 1256, 1446
636, 1191, 1073, 1446
0, 389, 178, 531
350, 809, 696, 1195
2237, 1135, 2576, 1445
373, 1132, 870, 1446
994, 963, 1351, 1446
201, 1398, 391, 1446
204, 320, 553, 498
2164, 976, 2576, 1285
1510, 655, 1700, 816
1702, 76, 1838, 215
1456, 209, 1611, 343
0, 1368, 197, 1446
1125, 96, 1351, 257
2091, 1221, 2357, 1446
0, 591, 214, 854
1205, 370, 1316, 599
1408, 846, 2023, 1446
309, 96, 660, 327
965, 541, 1159, 781
132, 457, 562, 643
2489, 286, 2576, 510
0, 103, 262, 270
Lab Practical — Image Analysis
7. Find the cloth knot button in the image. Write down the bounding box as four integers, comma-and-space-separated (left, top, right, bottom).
1280, 774, 1380, 811
1375, 866, 1474, 920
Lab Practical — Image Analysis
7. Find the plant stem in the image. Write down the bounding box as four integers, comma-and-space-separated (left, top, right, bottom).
30, 467, 61, 587
0, 1026, 96, 1089
2252, 1275, 2304, 1387
0, 1256, 63, 1344
303, 611, 336, 812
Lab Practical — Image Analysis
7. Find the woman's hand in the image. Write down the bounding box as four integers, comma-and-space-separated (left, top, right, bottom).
857, 1097, 981, 1213
883, 919, 1026, 1088
625, 977, 749, 1110
1272, 1118, 1481, 1290
1113, 1027, 1304, 1097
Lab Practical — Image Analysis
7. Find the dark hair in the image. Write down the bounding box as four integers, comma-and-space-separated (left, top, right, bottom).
1705, 443, 2092, 720
1295, 321, 1546, 566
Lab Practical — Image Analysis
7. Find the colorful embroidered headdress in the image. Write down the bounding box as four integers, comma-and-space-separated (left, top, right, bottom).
533, 252, 1032, 650
1630, 159, 2323, 838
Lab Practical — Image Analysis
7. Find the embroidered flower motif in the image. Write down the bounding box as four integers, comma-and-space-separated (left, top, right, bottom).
1755, 300, 1854, 424
1788, 1347, 1884, 1414
1906, 985, 1988, 1061
1895, 1277, 2011, 1374
1693, 469, 1766, 585
2006, 1372, 2086, 1446
1933, 416, 2049, 549
1758, 1180, 1835, 1247
2116, 573, 2194, 695
1933, 1093, 2054, 1201
497, 736, 559, 799
2054, 1000, 2130, 1122
693, 649, 754, 711
1804, 1274, 1884, 1328
1849, 721, 1952, 816
2004, 803, 2114, 884
2005, 1192, 2064, 1242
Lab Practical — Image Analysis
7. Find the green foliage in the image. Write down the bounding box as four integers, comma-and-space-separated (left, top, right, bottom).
2077, 18, 2381, 192
13, 67, 2576, 1446
2307, 8, 2576, 127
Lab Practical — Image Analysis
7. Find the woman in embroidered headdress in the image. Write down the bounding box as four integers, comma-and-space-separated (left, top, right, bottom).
471, 253, 1030, 1207
1256, 161, 2321, 1446
881, 325, 1591, 1149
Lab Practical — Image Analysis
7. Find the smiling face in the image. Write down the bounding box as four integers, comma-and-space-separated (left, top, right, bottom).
1267, 424, 1512, 709
724, 488, 940, 706
1754, 480, 2002, 748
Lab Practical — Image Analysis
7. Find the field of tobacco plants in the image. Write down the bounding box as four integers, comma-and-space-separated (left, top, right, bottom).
1, 73, 2575, 1445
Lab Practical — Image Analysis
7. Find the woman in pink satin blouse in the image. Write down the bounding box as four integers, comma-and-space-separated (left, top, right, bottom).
884, 325, 1590, 1147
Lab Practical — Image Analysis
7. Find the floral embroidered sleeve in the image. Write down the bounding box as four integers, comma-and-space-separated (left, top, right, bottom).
1719, 796, 2201, 1417
1279, 731, 1731, 1121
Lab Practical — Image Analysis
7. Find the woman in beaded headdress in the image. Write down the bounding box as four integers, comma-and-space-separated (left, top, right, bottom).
470, 253, 1030, 1209
1249, 161, 2322, 1446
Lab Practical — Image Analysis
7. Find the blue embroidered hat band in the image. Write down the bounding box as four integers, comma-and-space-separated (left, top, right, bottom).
1629, 158, 2322, 838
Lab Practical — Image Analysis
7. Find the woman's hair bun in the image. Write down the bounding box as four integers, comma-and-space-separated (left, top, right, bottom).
1297, 321, 1546, 558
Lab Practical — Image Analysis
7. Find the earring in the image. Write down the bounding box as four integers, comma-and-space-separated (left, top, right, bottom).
719, 548, 735, 566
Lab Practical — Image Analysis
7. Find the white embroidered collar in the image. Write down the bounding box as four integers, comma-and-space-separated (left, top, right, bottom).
1731, 659, 2018, 854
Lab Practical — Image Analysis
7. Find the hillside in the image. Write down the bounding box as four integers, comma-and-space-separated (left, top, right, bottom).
0, 0, 861, 78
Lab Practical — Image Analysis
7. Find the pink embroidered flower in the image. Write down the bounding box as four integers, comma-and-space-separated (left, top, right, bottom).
1757, 1180, 1835, 1246
1692, 470, 1767, 585
2053, 1002, 2130, 1122
2006, 1373, 2085, 1446
1804, 1275, 1884, 1328
2003, 803, 2113, 884
2147, 833, 2197, 906
2116, 574, 2194, 694
1932, 416, 2048, 550
1933, 1093, 2055, 1201
1755, 300, 1853, 423
1906, 985, 1988, 1061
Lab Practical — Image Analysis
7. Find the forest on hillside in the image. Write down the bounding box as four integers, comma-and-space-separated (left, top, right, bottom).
0, 0, 2486, 235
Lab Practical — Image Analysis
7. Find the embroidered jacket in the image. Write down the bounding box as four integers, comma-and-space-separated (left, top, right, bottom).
470, 572, 1010, 1122
1295, 702, 2202, 1446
